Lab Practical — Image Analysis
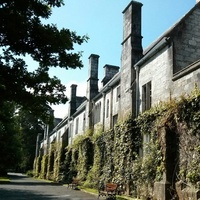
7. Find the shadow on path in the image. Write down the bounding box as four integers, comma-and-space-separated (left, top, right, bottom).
0, 173, 96, 200
7, 173, 61, 186
0, 173, 67, 200
0, 187, 64, 200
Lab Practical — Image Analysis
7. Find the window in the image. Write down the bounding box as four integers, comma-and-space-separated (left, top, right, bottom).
143, 133, 150, 155
106, 99, 109, 118
97, 103, 101, 122
113, 114, 118, 127
57, 131, 61, 142
142, 81, 151, 112
62, 129, 69, 147
69, 123, 73, 137
82, 113, 85, 131
94, 103, 101, 124
116, 86, 120, 102
75, 118, 79, 135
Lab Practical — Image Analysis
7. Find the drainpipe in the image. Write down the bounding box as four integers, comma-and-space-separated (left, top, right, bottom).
135, 65, 140, 117
46, 124, 49, 154
102, 93, 106, 132
110, 87, 113, 129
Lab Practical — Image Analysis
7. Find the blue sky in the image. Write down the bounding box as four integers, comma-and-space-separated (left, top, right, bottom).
42, 0, 195, 118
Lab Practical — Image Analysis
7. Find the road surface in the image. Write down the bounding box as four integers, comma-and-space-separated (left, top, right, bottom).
0, 173, 97, 200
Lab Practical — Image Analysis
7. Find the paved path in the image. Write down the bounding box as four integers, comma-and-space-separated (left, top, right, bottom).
0, 173, 97, 200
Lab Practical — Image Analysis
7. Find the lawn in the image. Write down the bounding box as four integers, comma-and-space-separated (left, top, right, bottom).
0, 176, 10, 184
79, 186, 138, 200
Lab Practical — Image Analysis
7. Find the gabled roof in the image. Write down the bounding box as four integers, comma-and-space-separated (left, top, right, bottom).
71, 100, 87, 118
134, 2, 200, 68
143, 2, 200, 56
93, 72, 120, 102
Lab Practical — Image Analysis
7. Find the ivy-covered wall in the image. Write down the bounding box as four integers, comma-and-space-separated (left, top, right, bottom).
34, 89, 200, 199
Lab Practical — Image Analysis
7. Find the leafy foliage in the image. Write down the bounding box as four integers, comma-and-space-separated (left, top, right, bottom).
35, 88, 200, 199
0, 0, 88, 176
0, 0, 88, 118
176, 88, 200, 185
0, 101, 21, 175
16, 109, 44, 172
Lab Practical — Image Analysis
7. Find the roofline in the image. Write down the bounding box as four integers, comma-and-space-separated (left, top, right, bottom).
71, 100, 87, 118
48, 116, 69, 136
143, 2, 200, 55
93, 72, 121, 101
173, 59, 200, 81
135, 37, 170, 68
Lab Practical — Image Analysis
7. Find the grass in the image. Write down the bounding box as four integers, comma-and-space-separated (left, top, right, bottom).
116, 195, 139, 200
0, 176, 10, 184
79, 186, 139, 200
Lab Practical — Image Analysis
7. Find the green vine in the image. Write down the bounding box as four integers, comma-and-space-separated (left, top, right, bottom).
40, 154, 48, 179
34, 88, 200, 199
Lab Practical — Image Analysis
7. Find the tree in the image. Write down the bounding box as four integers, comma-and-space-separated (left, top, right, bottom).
16, 109, 44, 172
0, 0, 88, 174
0, 102, 22, 175
0, 0, 88, 118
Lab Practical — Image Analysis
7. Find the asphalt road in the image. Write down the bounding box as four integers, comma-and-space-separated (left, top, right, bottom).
0, 173, 97, 200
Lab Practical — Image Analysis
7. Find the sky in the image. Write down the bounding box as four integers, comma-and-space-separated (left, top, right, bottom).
37, 0, 196, 118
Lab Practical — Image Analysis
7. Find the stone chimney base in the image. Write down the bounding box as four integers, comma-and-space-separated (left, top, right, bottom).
153, 181, 171, 200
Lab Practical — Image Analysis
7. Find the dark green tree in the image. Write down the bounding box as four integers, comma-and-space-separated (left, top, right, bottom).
0, 0, 88, 118
0, 102, 21, 175
16, 110, 44, 172
0, 0, 88, 174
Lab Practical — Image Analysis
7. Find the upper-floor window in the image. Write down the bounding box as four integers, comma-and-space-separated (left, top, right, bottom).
75, 118, 79, 135
142, 81, 152, 112
98, 102, 101, 122
116, 86, 120, 102
94, 103, 101, 124
106, 99, 109, 118
69, 123, 73, 137
57, 131, 61, 142
82, 113, 86, 131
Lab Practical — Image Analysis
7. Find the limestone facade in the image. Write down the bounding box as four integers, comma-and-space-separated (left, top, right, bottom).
38, 0, 200, 159
36, 2, 200, 195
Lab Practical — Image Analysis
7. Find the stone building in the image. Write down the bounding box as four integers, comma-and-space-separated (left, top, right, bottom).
35, 1, 200, 199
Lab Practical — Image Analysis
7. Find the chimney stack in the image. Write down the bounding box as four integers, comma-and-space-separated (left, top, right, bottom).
69, 84, 77, 116
85, 54, 99, 130
120, 1, 143, 120
102, 65, 120, 86
86, 54, 99, 100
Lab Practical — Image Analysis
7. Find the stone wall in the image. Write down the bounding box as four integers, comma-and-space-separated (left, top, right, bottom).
138, 46, 173, 111
173, 6, 200, 73
138, 44, 200, 114
93, 82, 120, 131
172, 61, 200, 98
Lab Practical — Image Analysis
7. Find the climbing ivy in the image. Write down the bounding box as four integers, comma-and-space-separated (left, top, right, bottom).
40, 154, 48, 179
84, 127, 105, 188
176, 88, 200, 185
33, 155, 42, 177
34, 88, 200, 199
